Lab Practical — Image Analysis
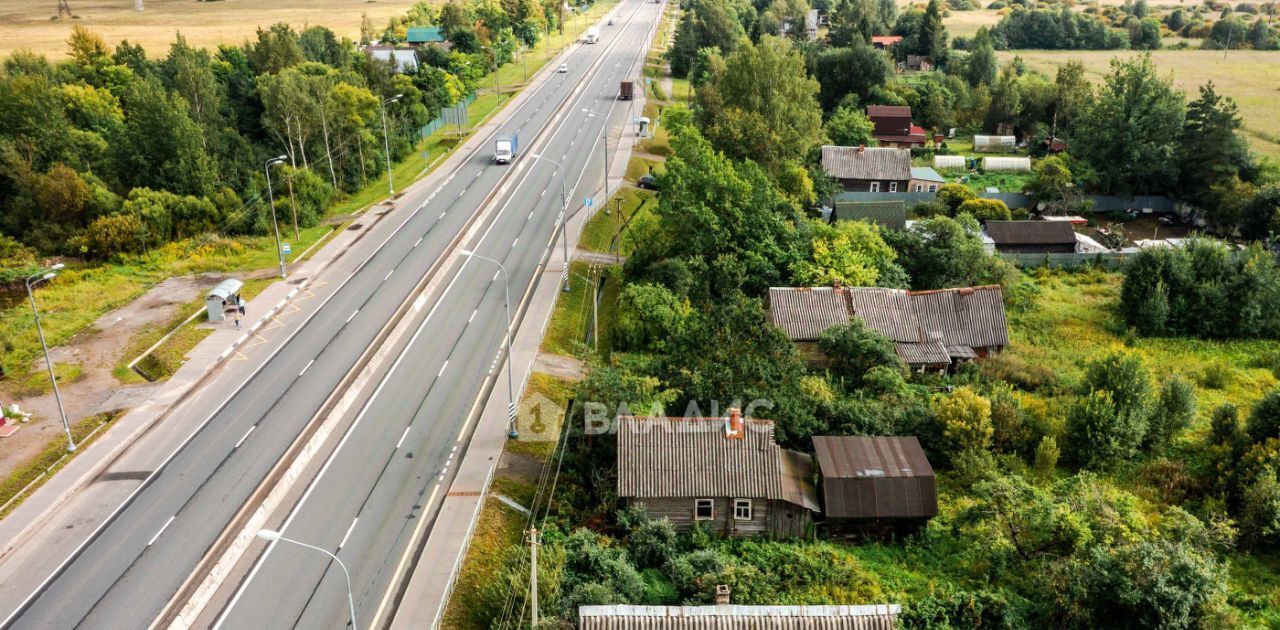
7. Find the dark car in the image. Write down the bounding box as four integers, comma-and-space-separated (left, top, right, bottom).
637, 174, 658, 190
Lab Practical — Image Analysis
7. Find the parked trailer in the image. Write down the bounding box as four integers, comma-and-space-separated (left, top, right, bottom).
585, 27, 600, 43
494, 133, 518, 164
619, 80, 634, 100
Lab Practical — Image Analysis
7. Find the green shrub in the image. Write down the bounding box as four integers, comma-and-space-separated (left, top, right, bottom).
1066, 390, 1145, 469
936, 183, 977, 214
1247, 389, 1280, 441
956, 198, 1012, 222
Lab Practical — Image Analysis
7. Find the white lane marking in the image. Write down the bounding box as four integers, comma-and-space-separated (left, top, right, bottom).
528, 211, 534, 220
235, 426, 256, 449
148, 515, 177, 547
469, 309, 478, 323
511, 238, 519, 248
396, 426, 411, 449
458, 189, 467, 198
492, 270, 500, 282
414, 236, 423, 247
540, 188, 546, 197
299, 359, 314, 376
345, 309, 359, 324
338, 518, 359, 550
439, 211, 447, 220
385, 269, 395, 281
437, 360, 449, 378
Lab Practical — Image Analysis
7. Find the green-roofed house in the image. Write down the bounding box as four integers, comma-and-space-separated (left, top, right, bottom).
909, 166, 945, 193
406, 26, 450, 49
832, 200, 907, 230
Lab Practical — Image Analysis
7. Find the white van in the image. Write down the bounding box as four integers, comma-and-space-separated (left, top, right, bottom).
585, 27, 599, 43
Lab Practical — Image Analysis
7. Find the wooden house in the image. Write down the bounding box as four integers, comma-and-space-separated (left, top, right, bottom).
820, 145, 912, 193
984, 220, 1078, 254
866, 105, 927, 148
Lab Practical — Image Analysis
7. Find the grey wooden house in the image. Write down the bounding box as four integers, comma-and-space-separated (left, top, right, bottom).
616, 410, 819, 538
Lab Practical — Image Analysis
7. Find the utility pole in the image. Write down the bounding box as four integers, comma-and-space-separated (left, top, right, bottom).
57, 0, 72, 18
529, 528, 539, 627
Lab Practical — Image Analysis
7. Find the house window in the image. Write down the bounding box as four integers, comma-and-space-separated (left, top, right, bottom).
695, 499, 714, 520
889, 182, 898, 192
733, 499, 752, 520
869, 182, 880, 192
928, 184, 938, 192
914, 184, 923, 192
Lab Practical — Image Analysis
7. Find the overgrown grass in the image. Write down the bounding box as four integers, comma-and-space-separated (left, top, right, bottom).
963, 171, 1035, 195
625, 155, 664, 182
439, 493, 530, 630
509, 371, 574, 459
579, 187, 656, 254
540, 262, 595, 357
0, 410, 121, 518
7, 363, 85, 398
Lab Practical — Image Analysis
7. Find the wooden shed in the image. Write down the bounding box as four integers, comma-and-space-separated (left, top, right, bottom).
812, 436, 937, 536
985, 220, 1078, 254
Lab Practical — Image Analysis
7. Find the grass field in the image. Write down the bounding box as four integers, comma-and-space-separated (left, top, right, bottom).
0, 0, 427, 60
1001, 49, 1280, 161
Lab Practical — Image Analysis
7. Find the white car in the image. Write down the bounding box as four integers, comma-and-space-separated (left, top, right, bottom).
558, 63, 568, 73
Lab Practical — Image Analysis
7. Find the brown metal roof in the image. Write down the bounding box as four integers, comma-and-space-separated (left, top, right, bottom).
984, 220, 1076, 245
579, 605, 900, 629
767, 286, 1009, 366
812, 437, 937, 520
616, 417, 818, 510
820, 146, 911, 182
813, 436, 934, 479
866, 105, 912, 118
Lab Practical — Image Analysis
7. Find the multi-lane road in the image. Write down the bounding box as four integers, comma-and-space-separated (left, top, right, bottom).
2, 1, 659, 627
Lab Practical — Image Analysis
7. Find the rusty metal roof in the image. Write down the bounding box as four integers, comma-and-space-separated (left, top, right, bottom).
579, 605, 900, 629
820, 146, 911, 181
616, 417, 818, 510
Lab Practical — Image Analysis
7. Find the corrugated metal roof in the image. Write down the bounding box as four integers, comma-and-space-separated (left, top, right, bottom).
813, 436, 934, 479
985, 220, 1075, 245
820, 146, 911, 182
866, 105, 911, 118
580, 605, 900, 629
767, 286, 1008, 366
909, 167, 945, 183
616, 417, 817, 508
767, 288, 850, 341
406, 26, 445, 42
832, 201, 906, 230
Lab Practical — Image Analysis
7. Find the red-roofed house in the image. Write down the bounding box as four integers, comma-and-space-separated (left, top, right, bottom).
866, 105, 927, 148
871, 35, 902, 50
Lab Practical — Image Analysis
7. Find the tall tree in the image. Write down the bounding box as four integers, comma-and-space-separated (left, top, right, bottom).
813, 43, 890, 110
917, 0, 948, 63
696, 36, 824, 173
965, 27, 998, 87
1177, 82, 1254, 209
111, 77, 213, 196
1070, 55, 1184, 195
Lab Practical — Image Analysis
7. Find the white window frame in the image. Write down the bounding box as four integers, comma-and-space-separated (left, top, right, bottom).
695, 498, 714, 520
914, 184, 922, 192
928, 184, 938, 192
733, 499, 752, 521
889, 182, 898, 192
869, 182, 880, 192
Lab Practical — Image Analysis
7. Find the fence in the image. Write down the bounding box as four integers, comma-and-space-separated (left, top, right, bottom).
831, 191, 1178, 214
419, 93, 477, 138
998, 251, 1132, 269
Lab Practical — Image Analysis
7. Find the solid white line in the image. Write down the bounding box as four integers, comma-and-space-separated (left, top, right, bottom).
338, 518, 359, 550
148, 515, 176, 547
234, 426, 256, 449
346, 309, 359, 324
299, 359, 314, 376
437, 361, 449, 378
396, 426, 411, 449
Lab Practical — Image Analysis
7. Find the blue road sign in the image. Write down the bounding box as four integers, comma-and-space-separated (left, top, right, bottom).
584, 197, 593, 207
282, 243, 292, 255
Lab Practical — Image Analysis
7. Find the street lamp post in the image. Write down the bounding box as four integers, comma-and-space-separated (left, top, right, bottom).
256, 530, 357, 630
380, 93, 403, 196
459, 250, 518, 438
530, 153, 571, 292
264, 155, 289, 279
26, 265, 75, 453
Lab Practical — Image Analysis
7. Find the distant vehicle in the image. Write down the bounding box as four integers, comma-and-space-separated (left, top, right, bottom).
494, 133, 518, 164
637, 174, 658, 190
619, 80, 634, 100
558, 63, 569, 73
585, 27, 600, 43
607, 17, 614, 25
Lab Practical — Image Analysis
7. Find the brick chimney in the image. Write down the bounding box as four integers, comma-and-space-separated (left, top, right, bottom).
715, 584, 731, 605
857, 143, 866, 153
724, 407, 744, 440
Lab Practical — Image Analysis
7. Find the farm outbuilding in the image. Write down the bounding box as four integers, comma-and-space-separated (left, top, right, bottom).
982, 157, 1032, 172
973, 135, 1016, 152
813, 436, 938, 536
933, 155, 965, 170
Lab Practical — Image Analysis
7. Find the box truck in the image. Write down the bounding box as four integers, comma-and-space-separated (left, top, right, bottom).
619, 80, 634, 100
494, 133, 518, 164
585, 27, 600, 43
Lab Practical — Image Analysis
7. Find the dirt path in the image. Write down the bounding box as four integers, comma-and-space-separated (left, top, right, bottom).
0, 274, 233, 475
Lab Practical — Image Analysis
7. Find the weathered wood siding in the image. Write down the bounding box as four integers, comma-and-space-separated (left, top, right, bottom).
626, 498, 810, 538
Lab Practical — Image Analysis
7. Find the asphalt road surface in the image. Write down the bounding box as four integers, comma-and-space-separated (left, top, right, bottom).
2, 1, 658, 627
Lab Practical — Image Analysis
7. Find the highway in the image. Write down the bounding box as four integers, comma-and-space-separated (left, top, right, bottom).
1, 1, 658, 627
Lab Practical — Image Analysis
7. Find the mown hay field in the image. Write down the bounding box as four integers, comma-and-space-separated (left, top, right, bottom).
0, 0, 425, 59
